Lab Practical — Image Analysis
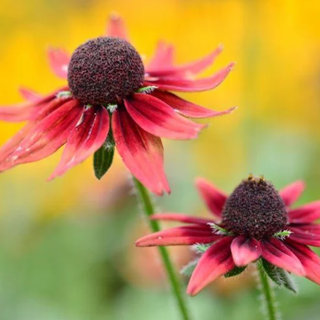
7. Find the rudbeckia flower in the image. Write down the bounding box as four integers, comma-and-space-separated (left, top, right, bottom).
136, 176, 320, 295
0, 15, 235, 195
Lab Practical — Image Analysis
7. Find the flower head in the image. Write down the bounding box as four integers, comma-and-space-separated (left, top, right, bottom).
0, 15, 235, 195
136, 176, 320, 295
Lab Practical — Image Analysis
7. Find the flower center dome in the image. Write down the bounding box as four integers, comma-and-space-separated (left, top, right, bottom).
222, 177, 287, 239
67, 37, 145, 105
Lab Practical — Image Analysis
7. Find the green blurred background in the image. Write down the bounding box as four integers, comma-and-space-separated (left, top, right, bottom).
0, 0, 320, 319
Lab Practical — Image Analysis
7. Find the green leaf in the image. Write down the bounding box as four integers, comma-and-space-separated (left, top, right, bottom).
224, 266, 246, 278
93, 131, 115, 180
261, 258, 298, 294
193, 243, 212, 253
180, 259, 199, 277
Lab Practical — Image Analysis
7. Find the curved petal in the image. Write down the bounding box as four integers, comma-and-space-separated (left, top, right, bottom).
144, 62, 234, 92
48, 106, 110, 180
288, 201, 320, 224
285, 240, 320, 285
279, 181, 305, 207
112, 107, 170, 196
47, 47, 70, 79
151, 90, 237, 119
0, 103, 36, 122
288, 225, 320, 247
187, 237, 235, 296
231, 236, 261, 267
124, 94, 205, 140
146, 46, 222, 78
151, 213, 214, 225
195, 178, 228, 217
146, 41, 175, 72
19, 87, 42, 102
0, 100, 84, 171
261, 238, 305, 276
136, 225, 219, 247
106, 13, 128, 39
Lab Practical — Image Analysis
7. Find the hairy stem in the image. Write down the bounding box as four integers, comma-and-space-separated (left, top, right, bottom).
133, 178, 191, 320
257, 263, 279, 320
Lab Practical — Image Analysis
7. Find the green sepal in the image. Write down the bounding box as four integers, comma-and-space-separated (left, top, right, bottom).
261, 258, 298, 294
93, 130, 115, 180
193, 243, 212, 253
224, 266, 246, 278
180, 259, 199, 277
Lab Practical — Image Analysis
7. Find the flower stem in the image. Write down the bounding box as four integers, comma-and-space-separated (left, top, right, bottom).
257, 264, 279, 320
133, 178, 191, 320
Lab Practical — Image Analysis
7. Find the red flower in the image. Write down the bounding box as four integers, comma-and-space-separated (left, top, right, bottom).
0, 15, 235, 195
136, 176, 320, 295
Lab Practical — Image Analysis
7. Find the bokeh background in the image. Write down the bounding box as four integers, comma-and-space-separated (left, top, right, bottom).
0, 0, 320, 319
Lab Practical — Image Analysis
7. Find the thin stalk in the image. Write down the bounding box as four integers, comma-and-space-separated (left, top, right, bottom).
133, 178, 191, 320
257, 264, 279, 320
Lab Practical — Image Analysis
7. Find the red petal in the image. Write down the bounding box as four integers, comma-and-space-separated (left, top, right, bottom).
144, 62, 234, 92
285, 240, 320, 285
147, 41, 175, 72
151, 90, 236, 119
146, 46, 222, 78
48, 106, 110, 180
187, 237, 235, 296
261, 238, 305, 276
279, 181, 305, 206
136, 225, 219, 247
47, 47, 70, 79
106, 13, 128, 39
151, 213, 214, 225
124, 94, 205, 140
288, 201, 320, 224
0, 100, 83, 171
0, 103, 36, 122
231, 236, 261, 267
195, 178, 227, 217
288, 225, 320, 247
19, 87, 42, 102
112, 108, 170, 196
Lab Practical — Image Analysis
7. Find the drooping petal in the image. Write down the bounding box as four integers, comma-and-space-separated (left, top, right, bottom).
144, 62, 234, 92
136, 225, 219, 247
231, 236, 262, 267
124, 90, 205, 136
48, 106, 110, 180
146, 46, 222, 78
279, 181, 305, 206
195, 178, 228, 217
260, 238, 305, 276
151, 213, 214, 225
285, 240, 320, 285
106, 13, 128, 39
288, 201, 320, 224
47, 47, 70, 79
0, 100, 84, 171
124, 94, 205, 140
151, 90, 236, 119
19, 87, 42, 102
146, 41, 175, 72
112, 107, 170, 196
187, 237, 235, 296
288, 225, 320, 247
0, 103, 36, 122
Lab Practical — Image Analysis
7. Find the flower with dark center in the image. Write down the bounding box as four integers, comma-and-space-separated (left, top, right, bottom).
0, 15, 236, 195
136, 176, 320, 295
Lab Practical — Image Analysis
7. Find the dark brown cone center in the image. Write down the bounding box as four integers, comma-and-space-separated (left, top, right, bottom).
67, 37, 145, 105
222, 177, 287, 239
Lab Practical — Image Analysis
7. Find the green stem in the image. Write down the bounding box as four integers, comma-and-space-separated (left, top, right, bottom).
258, 264, 278, 320
133, 178, 191, 320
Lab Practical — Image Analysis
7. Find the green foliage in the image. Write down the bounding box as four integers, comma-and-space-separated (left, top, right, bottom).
93, 130, 115, 180
224, 266, 246, 278
261, 259, 298, 294
180, 259, 199, 277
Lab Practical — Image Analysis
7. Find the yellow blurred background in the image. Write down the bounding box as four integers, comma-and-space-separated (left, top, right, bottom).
0, 0, 320, 319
